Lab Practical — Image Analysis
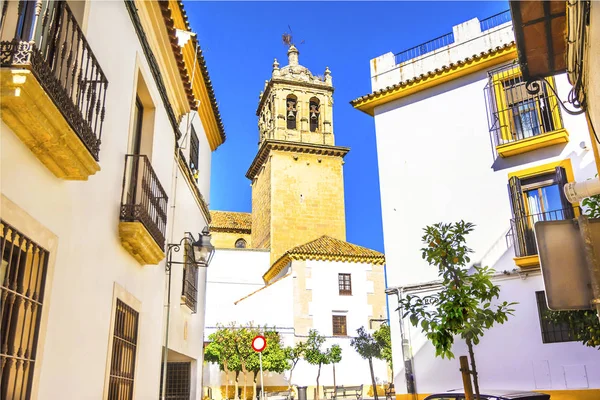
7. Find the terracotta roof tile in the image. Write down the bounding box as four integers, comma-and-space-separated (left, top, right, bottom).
288, 235, 384, 261
263, 235, 385, 283
158, 1, 226, 145
209, 211, 252, 233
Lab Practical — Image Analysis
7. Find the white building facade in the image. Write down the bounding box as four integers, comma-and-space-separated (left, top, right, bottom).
352, 10, 600, 400
1, 0, 224, 398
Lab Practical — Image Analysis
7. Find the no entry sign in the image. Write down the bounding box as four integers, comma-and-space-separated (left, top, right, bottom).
252, 335, 267, 352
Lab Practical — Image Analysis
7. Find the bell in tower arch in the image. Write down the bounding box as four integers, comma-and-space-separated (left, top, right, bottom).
286, 95, 297, 129
309, 98, 320, 132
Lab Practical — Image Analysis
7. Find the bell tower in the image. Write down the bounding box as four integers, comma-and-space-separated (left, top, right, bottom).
248, 45, 349, 264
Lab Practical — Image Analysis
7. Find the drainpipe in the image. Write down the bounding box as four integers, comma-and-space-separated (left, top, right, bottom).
387, 288, 416, 397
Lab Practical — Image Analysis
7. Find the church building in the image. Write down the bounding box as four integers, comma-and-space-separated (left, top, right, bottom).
203, 45, 388, 399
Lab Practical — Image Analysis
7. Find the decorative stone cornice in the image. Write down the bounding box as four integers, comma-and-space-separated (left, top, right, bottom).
245, 140, 350, 180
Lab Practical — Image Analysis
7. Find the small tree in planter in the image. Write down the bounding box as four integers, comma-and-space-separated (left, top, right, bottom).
398, 221, 516, 400
205, 324, 240, 400
328, 344, 342, 390
247, 328, 291, 400
285, 340, 307, 390
373, 323, 392, 374
305, 330, 339, 400
350, 327, 382, 400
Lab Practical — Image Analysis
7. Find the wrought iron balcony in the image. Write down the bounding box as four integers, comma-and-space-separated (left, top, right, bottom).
508, 207, 578, 263
485, 63, 568, 159
119, 154, 168, 265
0, 0, 107, 179
394, 10, 511, 65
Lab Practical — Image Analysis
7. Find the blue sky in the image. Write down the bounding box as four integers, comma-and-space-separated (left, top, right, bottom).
185, 1, 509, 253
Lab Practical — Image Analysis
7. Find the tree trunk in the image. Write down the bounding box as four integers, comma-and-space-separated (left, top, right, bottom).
253, 374, 258, 400
316, 362, 322, 400
288, 362, 296, 390
333, 363, 337, 389
466, 337, 480, 400
225, 364, 230, 400
368, 358, 378, 400
244, 370, 248, 400
235, 371, 240, 400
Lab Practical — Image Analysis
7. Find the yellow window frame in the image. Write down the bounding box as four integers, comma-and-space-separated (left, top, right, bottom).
492, 66, 562, 142
508, 158, 581, 216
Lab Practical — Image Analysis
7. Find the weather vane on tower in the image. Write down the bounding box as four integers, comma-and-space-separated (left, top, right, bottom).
282, 25, 305, 48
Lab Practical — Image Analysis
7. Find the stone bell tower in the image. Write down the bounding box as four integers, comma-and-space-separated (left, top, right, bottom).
247, 44, 349, 264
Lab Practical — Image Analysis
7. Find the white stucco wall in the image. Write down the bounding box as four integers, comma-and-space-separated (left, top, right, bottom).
368, 13, 599, 398
1, 1, 213, 399
388, 274, 600, 394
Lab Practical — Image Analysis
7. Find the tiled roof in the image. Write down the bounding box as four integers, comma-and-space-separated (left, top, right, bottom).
263, 235, 385, 282
158, 1, 226, 145
209, 211, 252, 233
289, 235, 384, 261
350, 42, 516, 108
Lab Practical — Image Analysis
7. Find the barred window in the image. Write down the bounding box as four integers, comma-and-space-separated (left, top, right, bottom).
332, 315, 347, 336
535, 291, 575, 344
160, 362, 191, 400
338, 273, 352, 295
182, 241, 198, 313
1, 220, 49, 400
108, 299, 139, 400
189, 126, 199, 180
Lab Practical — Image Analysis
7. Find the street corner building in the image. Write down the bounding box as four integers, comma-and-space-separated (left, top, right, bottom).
1, 0, 224, 398
351, 8, 599, 400
203, 46, 389, 399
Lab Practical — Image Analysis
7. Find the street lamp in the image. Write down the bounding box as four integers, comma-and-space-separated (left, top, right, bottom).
161, 227, 214, 400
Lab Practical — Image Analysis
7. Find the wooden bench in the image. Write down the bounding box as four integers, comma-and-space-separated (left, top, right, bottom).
323, 385, 363, 400
265, 390, 293, 400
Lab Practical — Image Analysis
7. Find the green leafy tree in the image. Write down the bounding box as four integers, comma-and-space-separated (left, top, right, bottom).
350, 327, 381, 400
246, 327, 291, 400
373, 323, 392, 373
304, 330, 333, 400
328, 344, 342, 390
398, 221, 516, 400
285, 340, 307, 389
544, 191, 600, 349
205, 324, 240, 399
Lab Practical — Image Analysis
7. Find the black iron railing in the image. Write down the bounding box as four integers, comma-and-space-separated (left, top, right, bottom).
485, 63, 564, 156
120, 155, 168, 249
509, 207, 578, 257
395, 31, 455, 65
479, 10, 512, 32
0, 1, 108, 160
181, 241, 198, 313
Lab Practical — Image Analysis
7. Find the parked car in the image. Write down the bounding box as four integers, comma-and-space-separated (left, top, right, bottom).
424, 389, 550, 400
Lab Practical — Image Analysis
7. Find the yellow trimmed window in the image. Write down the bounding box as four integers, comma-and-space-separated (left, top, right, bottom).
507, 159, 579, 268
485, 64, 567, 158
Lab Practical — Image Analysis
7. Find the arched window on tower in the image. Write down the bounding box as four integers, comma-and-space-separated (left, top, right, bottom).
286, 95, 297, 130
310, 97, 320, 132
235, 238, 247, 248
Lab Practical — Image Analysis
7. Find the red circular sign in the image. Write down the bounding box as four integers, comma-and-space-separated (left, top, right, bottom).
252, 335, 267, 352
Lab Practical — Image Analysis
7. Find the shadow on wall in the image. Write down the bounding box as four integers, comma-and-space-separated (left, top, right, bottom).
491, 143, 567, 171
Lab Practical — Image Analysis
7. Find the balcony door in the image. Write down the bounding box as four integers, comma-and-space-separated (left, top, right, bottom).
125, 97, 144, 206
509, 166, 574, 257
